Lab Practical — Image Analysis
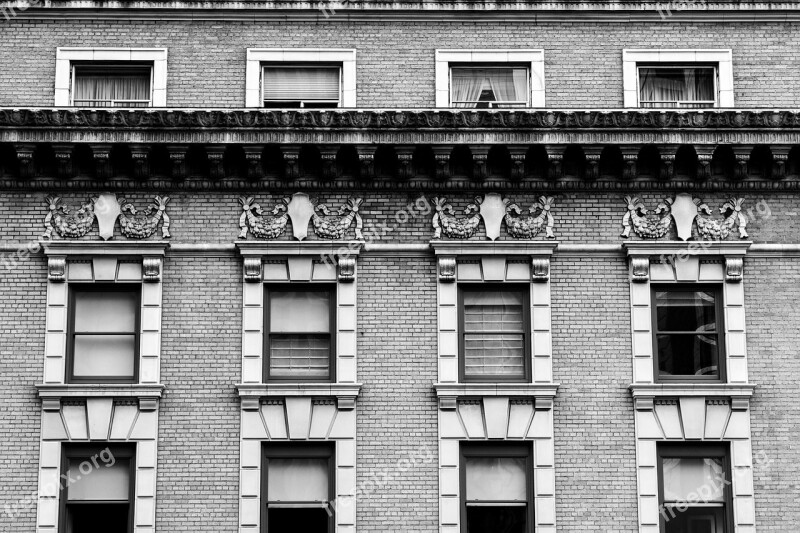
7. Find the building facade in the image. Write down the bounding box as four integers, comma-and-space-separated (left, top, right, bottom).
0, 1, 799, 532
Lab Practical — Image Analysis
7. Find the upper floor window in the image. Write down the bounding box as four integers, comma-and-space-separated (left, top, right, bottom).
461, 443, 533, 533
60, 444, 134, 533
459, 285, 530, 382
262, 65, 342, 108
652, 286, 724, 382
265, 286, 334, 382
263, 444, 333, 533
659, 444, 731, 533
450, 66, 530, 108
71, 64, 153, 108
638, 65, 717, 109
68, 285, 140, 384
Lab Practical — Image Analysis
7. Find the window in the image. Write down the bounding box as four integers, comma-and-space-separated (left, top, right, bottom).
67, 285, 140, 383
638, 66, 717, 109
460, 444, 534, 533
265, 286, 335, 382
459, 285, 530, 382
262, 65, 342, 108
60, 444, 134, 533
652, 286, 724, 382
449, 66, 530, 108
658, 444, 731, 533
71, 64, 153, 108
262, 444, 334, 533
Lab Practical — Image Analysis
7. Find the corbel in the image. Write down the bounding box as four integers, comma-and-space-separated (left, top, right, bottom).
337, 395, 357, 410
205, 145, 226, 180
320, 145, 339, 180
470, 145, 490, 180
659, 145, 677, 181
138, 397, 159, 411
281, 145, 301, 180
167, 144, 189, 180
438, 396, 457, 410
356, 144, 377, 180
337, 256, 356, 282
732, 145, 752, 180
48, 256, 66, 282
725, 257, 744, 283
129, 144, 150, 180
432, 145, 453, 181
545, 145, 564, 181
695, 146, 715, 181
53, 144, 73, 179
438, 256, 456, 282
395, 145, 415, 180
630, 256, 650, 283
583, 146, 603, 180
634, 396, 655, 411
242, 145, 264, 181
771, 145, 792, 179
534, 397, 553, 411
243, 256, 263, 282
241, 397, 261, 411
531, 257, 550, 282
42, 398, 61, 411
508, 146, 528, 180
90, 144, 113, 180
730, 397, 750, 411
620, 146, 639, 180
15, 143, 35, 179
142, 256, 162, 283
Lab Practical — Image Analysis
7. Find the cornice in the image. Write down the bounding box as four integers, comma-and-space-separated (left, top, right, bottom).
42, 240, 170, 256
434, 382, 560, 397
235, 382, 363, 410
236, 240, 364, 256
629, 383, 756, 398
622, 240, 751, 257
431, 240, 558, 256
36, 383, 165, 411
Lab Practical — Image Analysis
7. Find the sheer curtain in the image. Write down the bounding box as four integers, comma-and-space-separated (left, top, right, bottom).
451, 69, 484, 108
662, 457, 725, 502
452, 68, 527, 107
639, 67, 715, 107
73, 70, 150, 107
488, 68, 528, 104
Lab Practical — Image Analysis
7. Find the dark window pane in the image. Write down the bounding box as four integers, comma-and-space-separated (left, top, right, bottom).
466, 505, 527, 533
663, 505, 725, 533
657, 333, 719, 377
655, 291, 716, 333
66, 502, 129, 533
268, 507, 328, 533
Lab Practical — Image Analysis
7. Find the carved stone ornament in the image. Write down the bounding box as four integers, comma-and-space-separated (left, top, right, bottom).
48, 256, 66, 282
337, 256, 356, 282
239, 193, 364, 241
44, 193, 171, 240
630, 256, 650, 283
531, 257, 550, 282
243, 257, 263, 283
725, 257, 744, 283
621, 193, 748, 242
142, 257, 162, 283
438, 256, 457, 282
433, 193, 556, 241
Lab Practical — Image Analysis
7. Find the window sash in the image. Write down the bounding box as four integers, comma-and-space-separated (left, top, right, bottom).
449, 66, 530, 108
637, 65, 718, 108
265, 286, 335, 382
262, 65, 342, 108
651, 285, 724, 382
67, 285, 140, 384
71, 64, 153, 108
459, 286, 531, 382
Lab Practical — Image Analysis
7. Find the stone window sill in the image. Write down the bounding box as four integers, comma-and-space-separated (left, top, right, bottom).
236, 383, 362, 410
36, 383, 165, 411
434, 382, 559, 409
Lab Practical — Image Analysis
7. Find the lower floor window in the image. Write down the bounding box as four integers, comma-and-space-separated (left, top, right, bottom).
659, 444, 731, 533
262, 443, 334, 533
461, 443, 533, 533
60, 444, 134, 533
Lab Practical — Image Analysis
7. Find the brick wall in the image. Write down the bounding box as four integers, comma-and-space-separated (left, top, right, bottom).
0, 20, 797, 108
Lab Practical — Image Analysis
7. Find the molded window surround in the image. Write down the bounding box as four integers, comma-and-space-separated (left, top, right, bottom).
622, 49, 733, 108
55, 48, 168, 107
245, 49, 356, 108
435, 50, 545, 108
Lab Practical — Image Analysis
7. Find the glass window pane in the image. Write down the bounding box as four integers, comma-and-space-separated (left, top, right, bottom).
67, 503, 130, 533
73, 66, 151, 108
464, 334, 525, 377
466, 506, 527, 533
263, 67, 340, 102
662, 457, 725, 502
466, 457, 527, 501
656, 290, 716, 333
74, 291, 137, 333
67, 459, 130, 501
270, 336, 330, 378
464, 290, 524, 333
657, 333, 719, 377
268, 458, 329, 502
451, 67, 528, 108
73, 335, 135, 377
639, 67, 716, 108
664, 507, 725, 533
268, 508, 329, 532
270, 291, 331, 333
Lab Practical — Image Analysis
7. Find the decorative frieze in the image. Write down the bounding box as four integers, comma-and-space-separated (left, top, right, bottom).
621, 193, 748, 241
433, 193, 556, 241
238, 192, 364, 241
119, 196, 171, 239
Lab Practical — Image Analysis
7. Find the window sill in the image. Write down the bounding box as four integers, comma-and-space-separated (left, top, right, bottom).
434, 382, 559, 409
36, 383, 165, 411
235, 382, 363, 410
629, 383, 755, 411
431, 240, 558, 256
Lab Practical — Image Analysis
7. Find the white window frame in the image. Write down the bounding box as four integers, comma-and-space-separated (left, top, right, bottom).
622, 49, 734, 108
55, 48, 168, 107
246, 49, 356, 108
435, 50, 545, 108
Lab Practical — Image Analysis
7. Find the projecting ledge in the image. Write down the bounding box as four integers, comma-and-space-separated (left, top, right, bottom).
430, 240, 558, 256
236, 383, 363, 410
36, 383, 165, 411
629, 383, 756, 398
434, 382, 559, 409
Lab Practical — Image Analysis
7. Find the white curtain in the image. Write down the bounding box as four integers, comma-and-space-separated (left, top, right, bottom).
452, 68, 527, 107
73, 71, 150, 107
268, 458, 329, 502
639, 68, 715, 107
451, 70, 484, 108
466, 457, 527, 502
662, 457, 725, 502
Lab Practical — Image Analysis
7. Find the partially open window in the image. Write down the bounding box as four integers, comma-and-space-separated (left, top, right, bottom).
461, 443, 533, 533
71, 64, 153, 108
60, 444, 134, 533
262, 444, 334, 533
262, 65, 342, 108
68, 285, 140, 383
265, 286, 335, 382
459, 285, 530, 382
652, 286, 724, 382
638, 66, 717, 109
658, 444, 731, 533
450, 66, 530, 108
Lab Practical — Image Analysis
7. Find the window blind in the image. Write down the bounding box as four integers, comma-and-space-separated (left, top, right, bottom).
263, 67, 340, 102
463, 290, 526, 378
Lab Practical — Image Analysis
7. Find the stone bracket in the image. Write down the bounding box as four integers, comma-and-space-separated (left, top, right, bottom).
48, 255, 66, 282
243, 256, 263, 282
438, 256, 456, 282
531, 257, 550, 282
725, 256, 744, 282
143, 256, 162, 282
337, 256, 356, 282
630, 256, 650, 283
